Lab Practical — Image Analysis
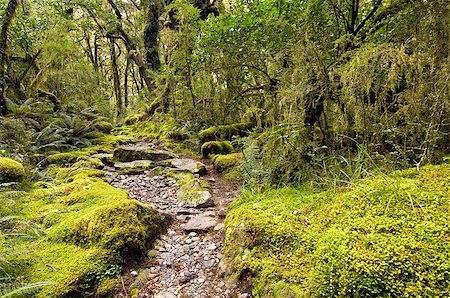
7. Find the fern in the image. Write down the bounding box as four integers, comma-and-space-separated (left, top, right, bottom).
0, 282, 56, 298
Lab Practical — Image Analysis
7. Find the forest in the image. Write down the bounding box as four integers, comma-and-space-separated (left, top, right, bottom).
0, 0, 448, 297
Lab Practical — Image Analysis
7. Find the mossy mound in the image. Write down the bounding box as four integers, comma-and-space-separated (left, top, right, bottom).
47, 151, 90, 165
2, 161, 167, 297
93, 121, 114, 134
0, 157, 26, 182
176, 178, 214, 208
124, 114, 145, 125
212, 153, 243, 173
199, 122, 254, 142
201, 141, 235, 158
224, 164, 450, 297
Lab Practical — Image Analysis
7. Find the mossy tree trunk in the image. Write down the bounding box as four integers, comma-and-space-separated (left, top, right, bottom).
0, 0, 19, 115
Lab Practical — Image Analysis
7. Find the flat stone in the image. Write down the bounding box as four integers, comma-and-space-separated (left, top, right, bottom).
171, 158, 207, 175
184, 190, 215, 208
214, 223, 225, 231
183, 216, 218, 232
114, 160, 154, 174
114, 143, 177, 162
154, 291, 177, 298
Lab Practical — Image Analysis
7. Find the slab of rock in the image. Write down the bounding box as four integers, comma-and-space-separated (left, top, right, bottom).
114, 143, 177, 162
183, 216, 218, 232
154, 291, 177, 298
183, 190, 215, 208
170, 158, 207, 175
91, 153, 114, 166
114, 160, 154, 174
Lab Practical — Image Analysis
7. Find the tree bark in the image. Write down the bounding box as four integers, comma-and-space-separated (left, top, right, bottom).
109, 38, 123, 117
0, 0, 19, 115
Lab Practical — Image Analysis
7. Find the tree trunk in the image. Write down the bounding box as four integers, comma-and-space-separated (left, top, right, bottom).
109, 38, 123, 117
144, 0, 160, 70
0, 0, 19, 115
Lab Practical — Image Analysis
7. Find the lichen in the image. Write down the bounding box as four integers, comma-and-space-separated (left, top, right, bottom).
0, 157, 26, 182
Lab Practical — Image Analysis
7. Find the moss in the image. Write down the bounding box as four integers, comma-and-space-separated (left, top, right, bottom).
199, 122, 255, 142
0, 157, 26, 182
47, 151, 90, 165
201, 141, 235, 158
96, 277, 120, 297
176, 178, 212, 205
91, 134, 137, 147
94, 121, 114, 134
124, 114, 145, 125
224, 164, 450, 297
213, 153, 243, 173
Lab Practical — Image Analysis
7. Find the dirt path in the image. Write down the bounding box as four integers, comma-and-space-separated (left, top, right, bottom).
104, 146, 249, 298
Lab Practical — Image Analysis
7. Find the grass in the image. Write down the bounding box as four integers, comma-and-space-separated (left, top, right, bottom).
224, 164, 450, 297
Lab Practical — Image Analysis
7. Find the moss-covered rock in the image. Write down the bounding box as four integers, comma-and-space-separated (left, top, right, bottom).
0, 157, 26, 182
124, 114, 145, 126
47, 151, 90, 165
212, 153, 243, 173
201, 141, 235, 158
176, 178, 214, 208
199, 122, 255, 142
114, 144, 178, 162
94, 121, 114, 134
224, 164, 450, 297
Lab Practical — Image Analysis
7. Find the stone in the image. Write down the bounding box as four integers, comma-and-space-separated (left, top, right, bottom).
214, 223, 225, 231
170, 158, 207, 175
154, 291, 177, 298
130, 270, 138, 277
91, 153, 115, 166
114, 160, 155, 174
114, 143, 177, 162
177, 179, 215, 208
183, 216, 218, 232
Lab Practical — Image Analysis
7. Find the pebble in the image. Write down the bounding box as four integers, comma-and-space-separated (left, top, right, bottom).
105, 149, 242, 298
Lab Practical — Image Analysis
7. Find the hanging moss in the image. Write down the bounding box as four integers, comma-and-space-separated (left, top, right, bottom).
0, 157, 26, 182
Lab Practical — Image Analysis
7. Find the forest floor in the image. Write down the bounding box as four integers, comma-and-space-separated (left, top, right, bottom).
104, 141, 250, 298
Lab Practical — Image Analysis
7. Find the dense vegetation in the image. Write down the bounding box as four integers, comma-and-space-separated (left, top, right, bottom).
0, 0, 448, 296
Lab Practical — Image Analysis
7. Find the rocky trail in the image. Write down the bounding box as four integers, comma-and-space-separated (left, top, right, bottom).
102, 141, 250, 298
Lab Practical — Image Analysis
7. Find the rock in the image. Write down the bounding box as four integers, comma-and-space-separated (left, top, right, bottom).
217, 208, 227, 218
114, 160, 155, 174
177, 179, 215, 208
114, 143, 177, 162
214, 223, 225, 231
154, 291, 177, 298
207, 244, 217, 250
130, 270, 138, 277
183, 216, 218, 232
170, 158, 207, 175
91, 153, 114, 166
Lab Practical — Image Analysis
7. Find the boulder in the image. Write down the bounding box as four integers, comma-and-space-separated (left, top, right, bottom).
170, 158, 207, 175
113, 143, 177, 162
183, 216, 218, 232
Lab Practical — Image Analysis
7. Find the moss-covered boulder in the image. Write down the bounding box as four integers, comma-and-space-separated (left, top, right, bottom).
201, 141, 235, 158
176, 178, 214, 208
199, 122, 255, 142
0, 157, 26, 182
114, 144, 178, 162
212, 153, 243, 173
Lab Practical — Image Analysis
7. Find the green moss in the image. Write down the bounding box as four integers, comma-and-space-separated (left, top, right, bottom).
176, 178, 212, 205
47, 151, 89, 165
94, 121, 114, 134
213, 153, 243, 173
199, 122, 254, 142
0, 157, 26, 182
124, 114, 145, 125
224, 164, 450, 297
201, 141, 235, 158
91, 134, 137, 147
96, 277, 120, 297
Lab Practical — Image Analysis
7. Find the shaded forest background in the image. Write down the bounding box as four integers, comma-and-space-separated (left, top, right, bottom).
0, 0, 448, 186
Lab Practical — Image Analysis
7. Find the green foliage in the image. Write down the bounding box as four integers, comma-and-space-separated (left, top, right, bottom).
225, 164, 450, 297
0, 158, 26, 183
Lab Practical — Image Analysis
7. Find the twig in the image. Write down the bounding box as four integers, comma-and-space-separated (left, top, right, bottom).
120, 277, 128, 298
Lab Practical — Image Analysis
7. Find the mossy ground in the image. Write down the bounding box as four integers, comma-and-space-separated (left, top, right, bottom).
1, 142, 166, 297
224, 164, 450, 297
